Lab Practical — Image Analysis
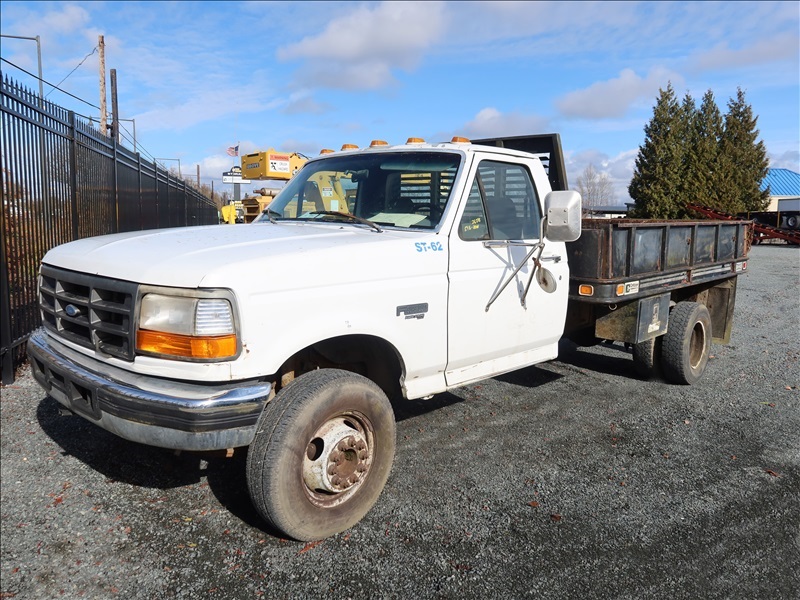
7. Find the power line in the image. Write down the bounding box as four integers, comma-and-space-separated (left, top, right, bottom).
45, 46, 97, 98
2, 57, 203, 186
87, 115, 159, 165
1, 56, 100, 109
117, 122, 159, 164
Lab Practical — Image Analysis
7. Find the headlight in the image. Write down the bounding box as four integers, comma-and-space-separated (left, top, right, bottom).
136, 293, 238, 360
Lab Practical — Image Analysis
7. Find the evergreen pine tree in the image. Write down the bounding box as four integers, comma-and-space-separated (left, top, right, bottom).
628, 83, 688, 218
685, 90, 726, 210
674, 92, 696, 211
720, 87, 770, 213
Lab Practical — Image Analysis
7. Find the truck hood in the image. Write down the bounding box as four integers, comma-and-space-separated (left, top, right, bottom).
42, 222, 444, 290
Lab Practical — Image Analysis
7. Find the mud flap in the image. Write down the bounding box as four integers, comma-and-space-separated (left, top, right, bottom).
595, 293, 670, 344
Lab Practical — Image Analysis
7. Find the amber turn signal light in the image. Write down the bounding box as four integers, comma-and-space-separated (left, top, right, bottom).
136, 329, 237, 360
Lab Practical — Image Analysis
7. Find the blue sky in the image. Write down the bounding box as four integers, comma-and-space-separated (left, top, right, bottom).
1, 1, 798, 202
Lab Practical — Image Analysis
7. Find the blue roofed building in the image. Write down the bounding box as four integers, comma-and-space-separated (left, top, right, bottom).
760, 168, 800, 211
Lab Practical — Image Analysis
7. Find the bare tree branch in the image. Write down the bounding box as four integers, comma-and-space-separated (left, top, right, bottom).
576, 163, 615, 207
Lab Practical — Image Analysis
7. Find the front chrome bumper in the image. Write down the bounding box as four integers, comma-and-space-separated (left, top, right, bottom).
27, 329, 272, 451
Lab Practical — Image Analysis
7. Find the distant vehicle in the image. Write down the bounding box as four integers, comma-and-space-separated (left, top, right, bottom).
746, 198, 800, 243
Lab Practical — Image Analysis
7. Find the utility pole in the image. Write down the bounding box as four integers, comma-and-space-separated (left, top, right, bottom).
110, 68, 120, 144
98, 35, 107, 136
197, 164, 201, 187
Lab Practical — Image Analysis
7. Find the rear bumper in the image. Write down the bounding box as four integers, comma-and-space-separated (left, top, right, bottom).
27, 329, 272, 451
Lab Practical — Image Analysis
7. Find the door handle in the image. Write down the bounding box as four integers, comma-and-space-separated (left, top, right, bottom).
540, 255, 561, 263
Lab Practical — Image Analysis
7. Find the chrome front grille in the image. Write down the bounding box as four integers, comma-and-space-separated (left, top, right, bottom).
38, 265, 138, 361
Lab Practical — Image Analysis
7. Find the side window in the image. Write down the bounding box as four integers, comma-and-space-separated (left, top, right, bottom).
459, 180, 489, 240
458, 160, 541, 241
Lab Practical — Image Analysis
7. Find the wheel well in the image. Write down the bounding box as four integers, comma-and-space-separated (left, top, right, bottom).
670, 277, 738, 344
272, 335, 404, 399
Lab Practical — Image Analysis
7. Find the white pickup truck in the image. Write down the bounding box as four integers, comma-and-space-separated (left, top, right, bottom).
27, 134, 750, 540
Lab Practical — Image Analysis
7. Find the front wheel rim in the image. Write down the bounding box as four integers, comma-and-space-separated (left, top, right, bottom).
302, 412, 374, 508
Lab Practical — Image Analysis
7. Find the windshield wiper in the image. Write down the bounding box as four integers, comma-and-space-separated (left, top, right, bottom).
310, 211, 383, 233
261, 208, 281, 224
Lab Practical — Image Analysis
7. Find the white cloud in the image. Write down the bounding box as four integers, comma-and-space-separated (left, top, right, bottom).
441, 1, 637, 50
566, 147, 639, 204
43, 4, 90, 34
556, 68, 683, 119
769, 150, 800, 173
277, 1, 446, 90
691, 32, 800, 71
281, 94, 331, 115
133, 88, 282, 132
201, 154, 236, 175
292, 61, 397, 92
459, 107, 549, 139
0, 4, 88, 73
11, 3, 91, 37
276, 138, 327, 157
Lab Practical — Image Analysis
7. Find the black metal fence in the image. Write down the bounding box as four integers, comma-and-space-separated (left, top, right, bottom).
1, 73, 220, 384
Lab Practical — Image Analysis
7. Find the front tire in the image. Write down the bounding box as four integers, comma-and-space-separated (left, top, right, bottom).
661, 302, 711, 385
246, 369, 396, 541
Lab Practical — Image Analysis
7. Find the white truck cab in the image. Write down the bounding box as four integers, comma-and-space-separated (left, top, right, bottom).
28, 136, 583, 540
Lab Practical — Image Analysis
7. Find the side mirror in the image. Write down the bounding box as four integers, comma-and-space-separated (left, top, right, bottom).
544, 190, 582, 242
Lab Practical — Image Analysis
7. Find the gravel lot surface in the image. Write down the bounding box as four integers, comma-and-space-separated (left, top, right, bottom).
2, 244, 799, 600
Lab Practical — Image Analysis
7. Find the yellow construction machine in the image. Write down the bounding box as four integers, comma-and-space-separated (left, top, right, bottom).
241, 149, 307, 181
236, 148, 356, 222
241, 188, 281, 223
235, 149, 308, 223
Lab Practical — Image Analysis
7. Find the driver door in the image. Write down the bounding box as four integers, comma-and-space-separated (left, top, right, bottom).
445, 158, 569, 386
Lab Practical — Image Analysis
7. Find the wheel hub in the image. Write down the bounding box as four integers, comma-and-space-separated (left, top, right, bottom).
303, 418, 370, 494
689, 321, 707, 369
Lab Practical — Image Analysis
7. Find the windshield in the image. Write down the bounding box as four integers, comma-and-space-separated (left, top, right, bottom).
253, 151, 462, 230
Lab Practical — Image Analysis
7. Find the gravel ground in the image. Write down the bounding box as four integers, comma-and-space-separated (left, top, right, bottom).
2, 244, 798, 600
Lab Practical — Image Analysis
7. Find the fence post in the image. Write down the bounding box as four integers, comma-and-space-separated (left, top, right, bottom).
154, 162, 160, 227
137, 153, 143, 229
164, 168, 168, 227
112, 137, 119, 233
0, 184, 14, 384
68, 111, 79, 240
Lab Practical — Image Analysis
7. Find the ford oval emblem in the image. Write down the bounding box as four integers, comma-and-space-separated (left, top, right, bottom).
64, 304, 80, 317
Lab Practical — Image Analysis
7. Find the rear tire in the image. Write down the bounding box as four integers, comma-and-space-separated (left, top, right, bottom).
246, 369, 396, 541
632, 336, 663, 379
661, 302, 711, 385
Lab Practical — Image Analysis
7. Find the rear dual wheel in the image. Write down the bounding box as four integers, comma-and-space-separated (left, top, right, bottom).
246, 369, 396, 541
661, 302, 711, 385
632, 336, 663, 379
